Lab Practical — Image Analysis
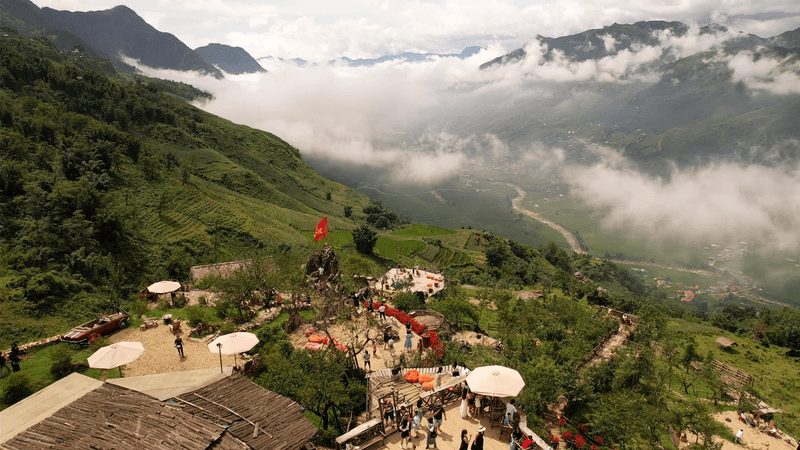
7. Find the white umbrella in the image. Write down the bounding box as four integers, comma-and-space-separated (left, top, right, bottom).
207, 332, 259, 372
147, 280, 182, 294
466, 365, 525, 397
88, 341, 145, 377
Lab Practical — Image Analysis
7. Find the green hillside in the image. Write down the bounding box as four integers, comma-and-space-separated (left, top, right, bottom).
0, 32, 370, 342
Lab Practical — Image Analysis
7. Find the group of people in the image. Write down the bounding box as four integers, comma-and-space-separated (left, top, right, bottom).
0, 342, 21, 377
377, 398, 448, 449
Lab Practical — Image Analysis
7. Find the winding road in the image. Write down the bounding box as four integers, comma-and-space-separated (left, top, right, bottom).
507, 183, 587, 254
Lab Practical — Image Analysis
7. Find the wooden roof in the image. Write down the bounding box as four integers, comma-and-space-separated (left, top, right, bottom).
1, 383, 225, 450
716, 336, 737, 348
173, 374, 317, 450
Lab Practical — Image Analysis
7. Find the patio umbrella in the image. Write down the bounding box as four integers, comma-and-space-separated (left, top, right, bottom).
466, 365, 525, 397
147, 280, 182, 294
88, 341, 145, 377
207, 332, 259, 372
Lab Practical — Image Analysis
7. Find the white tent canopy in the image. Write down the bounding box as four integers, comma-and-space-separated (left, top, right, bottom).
88, 342, 145, 377
147, 281, 182, 294
466, 365, 525, 397
207, 332, 259, 371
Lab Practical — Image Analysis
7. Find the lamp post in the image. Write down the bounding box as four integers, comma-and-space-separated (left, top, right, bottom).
217, 342, 223, 372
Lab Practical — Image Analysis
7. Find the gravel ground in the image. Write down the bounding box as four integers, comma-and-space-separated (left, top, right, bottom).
108, 323, 237, 377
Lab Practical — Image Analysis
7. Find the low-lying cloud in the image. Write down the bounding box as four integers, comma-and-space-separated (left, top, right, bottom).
563, 145, 800, 250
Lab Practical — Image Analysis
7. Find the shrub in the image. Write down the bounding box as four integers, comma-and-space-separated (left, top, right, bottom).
393, 291, 425, 312
1, 372, 34, 405
49, 344, 76, 379
219, 322, 236, 335
131, 298, 149, 317
172, 294, 188, 308
186, 305, 205, 326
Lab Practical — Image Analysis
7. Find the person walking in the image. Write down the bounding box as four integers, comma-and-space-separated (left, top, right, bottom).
459, 429, 471, 450
413, 399, 424, 437
426, 417, 437, 449
471, 426, 485, 450
379, 304, 387, 321
363, 349, 371, 371
399, 410, 411, 449
735, 429, 744, 444
9, 342, 20, 372
404, 331, 413, 351
175, 336, 184, 357
433, 403, 446, 432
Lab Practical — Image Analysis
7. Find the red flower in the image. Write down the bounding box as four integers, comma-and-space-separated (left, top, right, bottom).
574, 434, 586, 448
579, 423, 588, 432
559, 417, 567, 426
562, 431, 572, 441
549, 435, 560, 444
595, 436, 603, 444
590, 445, 598, 450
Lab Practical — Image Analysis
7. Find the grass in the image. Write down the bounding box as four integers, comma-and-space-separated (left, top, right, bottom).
391, 224, 456, 237
666, 318, 800, 436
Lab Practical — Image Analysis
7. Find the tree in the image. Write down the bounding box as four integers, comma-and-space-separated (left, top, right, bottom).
352, 224, 377, 254
344, 206, 353, 218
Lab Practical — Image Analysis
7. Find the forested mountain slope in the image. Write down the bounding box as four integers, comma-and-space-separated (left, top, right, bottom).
0, 32, 366, 341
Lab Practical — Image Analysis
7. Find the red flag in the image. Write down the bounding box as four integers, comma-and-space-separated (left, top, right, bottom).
313, 217, 328, 242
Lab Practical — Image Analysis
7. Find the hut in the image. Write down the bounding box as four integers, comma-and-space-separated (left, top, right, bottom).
716, 336, 738, 350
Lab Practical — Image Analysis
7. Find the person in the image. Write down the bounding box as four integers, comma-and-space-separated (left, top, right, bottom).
10, 342, 19, 358
413, 399, 424, 436
426, 417, 437, 449
379, 304, 386, 321
504, 399, 517, 426
735, 429, 743, 443
363, 349, 371, 371
434, 367, 443, 390
475, 395, 482, 417
471, 426, 485, 450
510, 428, 523, 450
0, 352, 10, 378
9, 353, 20, 372
383, 398, 395, 429
460, 387, 469, 418
433, 403, 446, 432
175, 336, 184, 357
400, 410, 411, 449
388, 338, 395, 357
467, 391, 476, 416
459, 429, 471, 450
405, 331, 413, 351
373, 342, 378, 356
384, 328, 391, 349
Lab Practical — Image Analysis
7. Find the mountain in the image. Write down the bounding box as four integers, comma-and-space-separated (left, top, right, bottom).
468, 21, 800, 172
333, 46, 482, 67
195, 43, 266, 74
0, 0, 222, 77
0, 33, 366, 342
480, 21, 690, 69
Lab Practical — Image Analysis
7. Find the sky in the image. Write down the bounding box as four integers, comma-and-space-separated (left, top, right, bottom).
30, 0, 800, 62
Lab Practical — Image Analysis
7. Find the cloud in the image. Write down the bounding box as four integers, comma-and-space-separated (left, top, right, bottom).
563, 146, 800, 250
727, 51, 800, 94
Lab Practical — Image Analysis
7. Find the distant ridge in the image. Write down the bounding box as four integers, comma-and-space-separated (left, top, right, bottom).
0, 0, 222, 77
195, 43, 266, 74
332, 46, 482, 67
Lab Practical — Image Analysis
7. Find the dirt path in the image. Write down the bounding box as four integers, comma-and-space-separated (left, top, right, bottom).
546, 315, 634, 448
506, 183, 587, 255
